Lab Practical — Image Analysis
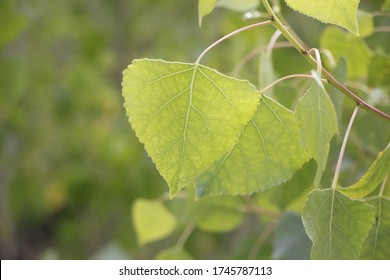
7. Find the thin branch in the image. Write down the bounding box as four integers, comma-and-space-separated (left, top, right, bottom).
195, 20, 272, 64
261, 73, 327, 93
331, 106, 360, 189
260, 0, 390, 121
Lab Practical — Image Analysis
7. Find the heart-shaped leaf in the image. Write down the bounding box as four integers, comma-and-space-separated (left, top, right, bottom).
122, 59, 260, 197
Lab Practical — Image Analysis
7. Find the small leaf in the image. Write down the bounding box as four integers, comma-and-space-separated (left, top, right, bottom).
191, 196, 243, 233
198, 0, 218, 26
122, 59, 260, 198
195, 95, 308, 197
216, 0, 259, 12
302, 189, 375, 259
360, 196, 390, 259
284, 0, 359, 35
156, 247, 193, 260
338, 145, 390, 199
132, 199, 177, 246
296, 79, 338, 187
272, 212, 312, 260
320, 27, 372, 78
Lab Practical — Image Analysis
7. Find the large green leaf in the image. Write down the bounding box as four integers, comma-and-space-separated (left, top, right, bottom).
195, 95, 308, 197
338, 144, 390, 199
320, 27, 372, 78
302, 189, 375, 259
296, 78, 338, 187
198, 0, 218, 26
132, 199, 177, 246
122, 59, 260, 198
284, 0, 359, 35
360, 196, 390, 259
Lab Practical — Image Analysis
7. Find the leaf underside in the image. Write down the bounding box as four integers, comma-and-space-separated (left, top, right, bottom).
295, 81, 338, 187
338, 144, 390, 198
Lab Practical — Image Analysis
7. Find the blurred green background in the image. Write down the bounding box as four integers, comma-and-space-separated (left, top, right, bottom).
1, 0, 388, 259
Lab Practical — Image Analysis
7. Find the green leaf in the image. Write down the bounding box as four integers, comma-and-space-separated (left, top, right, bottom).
122, 59, 260, 198
367, 54, 390, 88
320, 27, 372, 78
191, 196, 243, 233
198, 0, 218, 26
272, 212, 312, 259
296, 78, 338, 187
132, 199, 177, 246
195, 95, 308, 197
360, 196, 390, 259
284, 0, 359, 35
156, 247, 193, 260
338, 145, 390, 199
302, 189, 375, 259
216, 0, 259, 12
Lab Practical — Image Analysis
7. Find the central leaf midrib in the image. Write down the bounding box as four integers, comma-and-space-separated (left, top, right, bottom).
176, 65, 199, 190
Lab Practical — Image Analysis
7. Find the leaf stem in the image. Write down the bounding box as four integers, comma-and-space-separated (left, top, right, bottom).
260, 0, 390, 121
331, 106, 360, 189
195, 20, 272, 64
175, 223, 195, 250
261, 73, 327, 93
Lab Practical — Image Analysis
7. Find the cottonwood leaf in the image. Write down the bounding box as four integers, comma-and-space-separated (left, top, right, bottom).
338, 144, 390, 199
284, 0, 359, 35
132, 199, 177, 246
360, 196, 390, 259
198, 0, 218, 26
296, 78, 338, 187
302, 189, 375, 259
320, 27, 372, 78
195, 95, 308, 197
122, 59, 260, 198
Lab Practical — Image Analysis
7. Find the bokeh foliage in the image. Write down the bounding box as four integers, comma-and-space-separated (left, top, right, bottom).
1, 0, 389, 259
